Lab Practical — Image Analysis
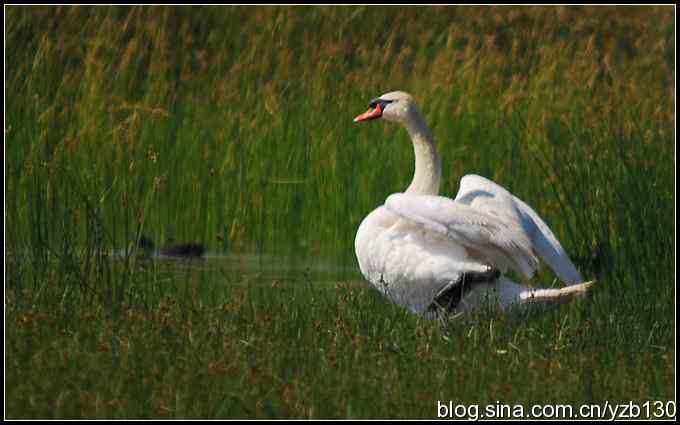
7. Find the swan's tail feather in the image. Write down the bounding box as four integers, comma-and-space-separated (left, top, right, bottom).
425, 279, 594, 319
520, 280, 594, 302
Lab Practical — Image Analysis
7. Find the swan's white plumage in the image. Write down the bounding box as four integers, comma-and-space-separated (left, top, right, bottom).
455, 174, 583, 285
385, 192, 538, 279
354, 91, 592, 318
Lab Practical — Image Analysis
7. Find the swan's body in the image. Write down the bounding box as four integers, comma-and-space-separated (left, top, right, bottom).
354, 91, 592, 318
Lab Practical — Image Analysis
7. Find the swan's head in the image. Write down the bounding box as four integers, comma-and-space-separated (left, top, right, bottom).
353, 91, 419, 125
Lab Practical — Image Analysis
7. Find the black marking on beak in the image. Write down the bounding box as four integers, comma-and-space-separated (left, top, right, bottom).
369, 98, 394, 110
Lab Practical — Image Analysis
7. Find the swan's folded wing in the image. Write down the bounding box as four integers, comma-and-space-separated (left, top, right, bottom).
455, 174, 583, 284
511, 196, 583, 284
384, 193, 538, 278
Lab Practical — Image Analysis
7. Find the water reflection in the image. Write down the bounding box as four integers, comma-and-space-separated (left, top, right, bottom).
134, 250, 362, 288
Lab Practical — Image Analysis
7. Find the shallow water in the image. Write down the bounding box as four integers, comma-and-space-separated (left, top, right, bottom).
131, 250, 364, 289
7, 246, 364, 290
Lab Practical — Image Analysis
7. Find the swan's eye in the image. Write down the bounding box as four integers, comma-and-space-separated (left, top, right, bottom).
369, 99, 393, 110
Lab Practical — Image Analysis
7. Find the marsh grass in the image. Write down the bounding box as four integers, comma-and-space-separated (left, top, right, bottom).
5, 5, 675, 419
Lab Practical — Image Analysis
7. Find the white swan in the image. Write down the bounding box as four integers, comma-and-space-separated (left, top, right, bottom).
353, 91, 593, 318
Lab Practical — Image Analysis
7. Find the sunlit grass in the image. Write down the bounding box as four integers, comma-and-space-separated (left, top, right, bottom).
5, 5, 675, 419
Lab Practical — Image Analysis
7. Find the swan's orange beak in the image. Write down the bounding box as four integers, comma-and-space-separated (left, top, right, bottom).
354, 104, 383, 122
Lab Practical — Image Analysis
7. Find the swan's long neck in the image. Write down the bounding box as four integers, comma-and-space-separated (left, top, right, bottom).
403, 110, 441, 195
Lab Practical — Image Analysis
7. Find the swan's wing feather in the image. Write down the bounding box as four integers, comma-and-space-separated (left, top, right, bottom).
384, 193, 538, 278
455, 175, 514, 206
455, 174, 582, 284
511, 196, 583, 284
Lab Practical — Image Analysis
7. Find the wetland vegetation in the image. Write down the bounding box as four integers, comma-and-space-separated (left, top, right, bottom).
5, 5, 675, 419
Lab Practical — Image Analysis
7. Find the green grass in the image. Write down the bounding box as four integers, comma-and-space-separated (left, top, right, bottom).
5, 5, 676, 419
